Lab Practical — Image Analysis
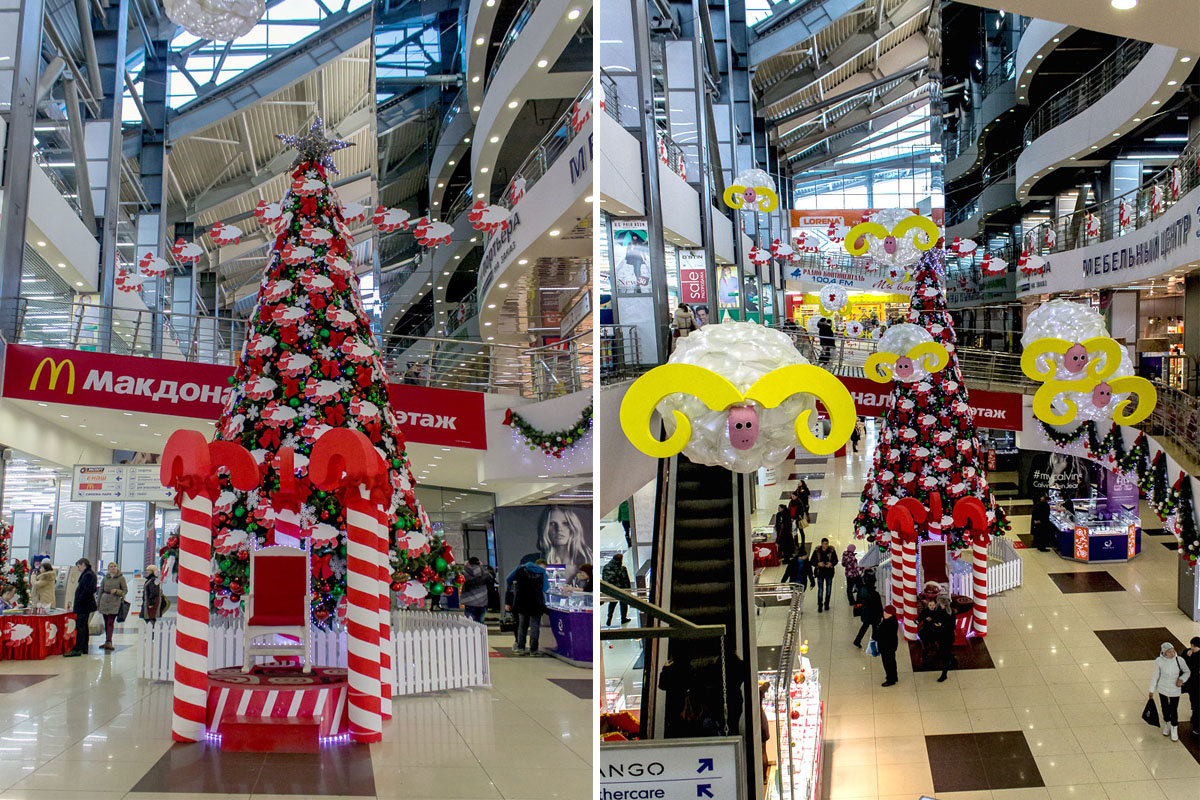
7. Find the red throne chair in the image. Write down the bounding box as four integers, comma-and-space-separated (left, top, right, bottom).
243, 544, 312, 673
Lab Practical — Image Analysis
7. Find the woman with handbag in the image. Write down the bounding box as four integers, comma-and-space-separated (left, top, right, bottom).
1149, 642, 1191, 741
64, 559, 97, 657
97, 562, 128, 652
141, 565, 167, 623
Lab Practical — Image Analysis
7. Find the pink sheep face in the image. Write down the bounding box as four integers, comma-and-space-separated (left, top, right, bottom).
893, 356, 916, 381
727, 405, 759, 450
883, 235, 898, 255
742, 187, 757, 205
1092, 382, 1113, 407
1063, 343, 1089, 374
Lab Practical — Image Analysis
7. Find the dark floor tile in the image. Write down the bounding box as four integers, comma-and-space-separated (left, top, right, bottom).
757, 646, 781, 671
132, 744, 266, 793
974, 730, 1036, 760
983, 754, 1045, 789
908, 637, 994, 672
1163, 542, 1181, 551
0, 674, 55, 693
1093, 627, 1188, 662
925, 733, 979, 762
842, 491, 863, 498
929, 756, 989, 793
1048, 571, 1125, 594
806, 513, 818, 524
255, 749, 375, 796
1179, 722, 1200, 764
548, 678, 592, 699
1017, 534, 1034, 547
1003, 506, 1034, 516
1144, 528, 1170, 536
787, 472, 825, 481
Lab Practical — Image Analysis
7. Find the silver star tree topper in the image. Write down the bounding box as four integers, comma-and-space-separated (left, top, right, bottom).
277, 117, 353, 173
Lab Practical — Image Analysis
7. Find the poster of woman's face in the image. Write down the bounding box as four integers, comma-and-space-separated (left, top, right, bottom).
494, 504, 594, 585
538, 506, 592, 582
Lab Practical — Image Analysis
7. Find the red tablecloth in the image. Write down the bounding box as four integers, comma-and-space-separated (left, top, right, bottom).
753, 542, 781, 568
1, 611, 76, 660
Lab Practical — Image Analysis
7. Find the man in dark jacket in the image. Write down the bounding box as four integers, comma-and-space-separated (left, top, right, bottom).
505, 558, 549, 656
773, 505, 795, 562
852, 573, 883, 648
817, 318, 835, 364
811, 538, 839, 613
602, 553, 632, 625
1031, 493, 1052, 551
64, 558, 97, 657
1183, 636, 1200, 735
876, 605, 900, 687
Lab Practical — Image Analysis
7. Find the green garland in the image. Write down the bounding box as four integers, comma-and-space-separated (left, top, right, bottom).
1039, 421, 1199, 563
503, 405, 593, 459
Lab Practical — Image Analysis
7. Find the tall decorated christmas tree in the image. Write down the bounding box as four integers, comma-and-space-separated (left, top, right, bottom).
165, 120, 461, 623
854, 247, 1009, 550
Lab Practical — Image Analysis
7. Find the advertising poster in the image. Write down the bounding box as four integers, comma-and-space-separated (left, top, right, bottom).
789, 208, 947, 254
611, 219, 651, 294
493, 504, 593, 585
677, 249, 708, 305
717, 265, 740, 310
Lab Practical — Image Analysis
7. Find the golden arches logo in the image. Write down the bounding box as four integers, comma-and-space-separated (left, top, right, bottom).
618, 363, 856, 458
29, 357, 76, 394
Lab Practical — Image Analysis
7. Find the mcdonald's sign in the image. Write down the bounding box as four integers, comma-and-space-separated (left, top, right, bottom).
28, 356, 76, 394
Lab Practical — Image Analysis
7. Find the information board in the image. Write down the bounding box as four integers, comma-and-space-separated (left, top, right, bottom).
72, 465, 172, 502
600, 737, 745, 800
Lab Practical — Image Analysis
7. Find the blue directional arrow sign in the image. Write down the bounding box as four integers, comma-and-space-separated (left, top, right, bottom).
697, 758, 714, 773
697, 785, 713, 798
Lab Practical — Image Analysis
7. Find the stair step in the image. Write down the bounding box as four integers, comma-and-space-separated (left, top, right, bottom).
221, 715, 321, 753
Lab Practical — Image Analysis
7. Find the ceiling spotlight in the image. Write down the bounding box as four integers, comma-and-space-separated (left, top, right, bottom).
498, 282, 508, 288
537, 59, 548, 68
490, 136, 499, 143
567, 7, 580, 19
475, 37, 484, 45
507, 100, 519, 109
1110, 0, 1136, 8
471, 75, 480, 83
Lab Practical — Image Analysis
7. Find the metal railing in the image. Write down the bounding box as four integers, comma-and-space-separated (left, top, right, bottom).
1143, 382, 1200, 470
1024, 38, 1152, 144
943, 119, 977, 164
945, 147, 1019, 227
5, 298, 591, 400
981, 51, 1016, 97
497, 80, 592, 210
600, 69, 621, 125
486, 0, 544, 90
600, 324, 645, 386
1026, 126, 1200, 257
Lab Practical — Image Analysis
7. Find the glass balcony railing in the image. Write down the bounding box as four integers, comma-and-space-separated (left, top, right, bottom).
486, 0, 543, 90
1023, 38, 1152, 144
497, 80, 592, 210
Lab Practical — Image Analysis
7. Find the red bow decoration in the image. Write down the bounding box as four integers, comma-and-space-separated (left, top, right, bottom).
502, 409, 513, 426
313, 553, 334, 580
953, 496, 989, 547
300, 196, 319, 216
161, 431, 259, 504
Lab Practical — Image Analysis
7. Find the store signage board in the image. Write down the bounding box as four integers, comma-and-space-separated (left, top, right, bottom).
600, 737, 745, 800
3, 344, 489, 449
840, 376, 1022, 431
72, 465, 173, 502
560, 292, 591, 337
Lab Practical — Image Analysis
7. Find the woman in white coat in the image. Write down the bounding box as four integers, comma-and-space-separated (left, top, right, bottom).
1150, 642, 1191, 741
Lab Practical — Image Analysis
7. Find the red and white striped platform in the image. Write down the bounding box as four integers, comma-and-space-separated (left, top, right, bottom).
205, 665, 350, 739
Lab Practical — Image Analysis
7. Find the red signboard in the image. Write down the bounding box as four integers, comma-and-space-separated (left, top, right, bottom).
1, 344, 488, 450
679, 268, 708, 305
839, 376, 1022, 431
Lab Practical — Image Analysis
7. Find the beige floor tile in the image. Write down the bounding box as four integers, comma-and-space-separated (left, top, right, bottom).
988, 788, 1052, 800
1099, 780, 1166, 800
1155, 776, 1200, 800
874, 760, 933, 796
1021, 728, 1082, 757
960, 687, 1013, 709
480, 766, 591, 800
1057, 703, 1123, 728
826, 713, 877, 740
872, 712, 923, 735
930, 792, 992, 800
1136, 748, 1200, 779
1045, 785, 1107, 800
825, 738, 878, 768
920, 711, 973, 735
872, 735, 931, 765
968, 707, 1020, 732
915, 690, 966, 712
1011, 704, 1069, 730
1032, 754, 1098, 786
827, 758, 879, 798
1069, 723, 1135, 753
995, 667, 1048, 687
373, 763, 502, 798
1086, 749, 1154, 783
5, 760, 147, 794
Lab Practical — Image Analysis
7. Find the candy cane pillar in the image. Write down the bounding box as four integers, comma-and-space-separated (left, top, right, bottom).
373, 503, 393, 719
953, 497, 991, 638
889, 534, 904, 615
901, 534, 919, 641
172, 490, 213, 742
345, 487, 383, 743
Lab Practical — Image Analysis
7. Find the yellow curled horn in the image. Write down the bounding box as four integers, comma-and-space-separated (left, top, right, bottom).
619, 363, 746, 458
844, 221, 890, 256
723, 185, 747, 211
1021, 337, 1072, 382
864, 352, 899, 383
910, 341, 950, 374
1081, 336, 1124, 382
892, 215, 940, 251
1032, 381, 1081, 426
1109, 376, 1157, 425
755, 188, 779, 213
743, 365, 857, 455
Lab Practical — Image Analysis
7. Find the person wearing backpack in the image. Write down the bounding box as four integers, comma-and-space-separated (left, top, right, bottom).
505, 558, 549, 656
852, 572, 882, 649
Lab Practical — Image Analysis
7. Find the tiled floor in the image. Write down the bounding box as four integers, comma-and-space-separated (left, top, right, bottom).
751, 418, 1200, 800
1047, 570, 1127, 593
0, 614, 591, 799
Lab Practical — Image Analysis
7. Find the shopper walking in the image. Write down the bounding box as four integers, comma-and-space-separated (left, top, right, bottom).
97, 562, 127, 652
1149, 642, 1191, 741
673, 303, 696, 338
932, 595, 957, 682
817, 318, 835, 365
1183, 637, 1200, 736
617, 500, 632, 547
32, 562, 55, 607
852, 573, 882, 648
876, 605, 900, 687
460, 557, 491, 624
811, 538, 838, 613
842, 544, 862, 606
1031, 493, 1052, 551
602, 553, 632, 625
773, 504, 796, 562
850, 420, 862, 453
141, 565, 167, 623
64, 559, 97, 657
505, 557, 549, 656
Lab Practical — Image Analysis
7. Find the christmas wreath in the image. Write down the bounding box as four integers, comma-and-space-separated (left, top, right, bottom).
503, 404, 593, 459
1039, 420, 1200, 563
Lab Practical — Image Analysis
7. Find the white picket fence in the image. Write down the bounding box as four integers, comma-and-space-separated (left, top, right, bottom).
139, 609, 490, 696
869, 535, 1024, 602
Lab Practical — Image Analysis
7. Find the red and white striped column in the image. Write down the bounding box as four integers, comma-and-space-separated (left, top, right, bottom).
172, 491, 213, 742
344, 487, 383, 743
373, 503, 393, 720
953, 497, 990, 638
901, 534, 919, 641
889, 534, 905, 615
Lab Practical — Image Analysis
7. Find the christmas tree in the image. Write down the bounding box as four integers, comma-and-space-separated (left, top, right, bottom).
0, 523, 31, 606
854, 247, 1009, 550
161, 119, 460, 623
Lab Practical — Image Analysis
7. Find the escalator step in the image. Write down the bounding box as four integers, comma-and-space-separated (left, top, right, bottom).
672, 559, 732, 576
674, 518, 736, 534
